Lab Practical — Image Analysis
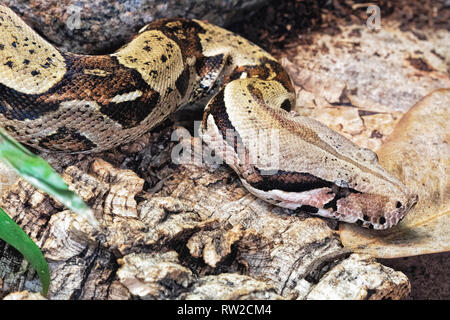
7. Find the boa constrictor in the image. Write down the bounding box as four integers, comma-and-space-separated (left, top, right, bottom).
0, 5, 417, 229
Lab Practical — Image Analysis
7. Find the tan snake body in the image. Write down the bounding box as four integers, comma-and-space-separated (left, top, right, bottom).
0, 5, 417, 229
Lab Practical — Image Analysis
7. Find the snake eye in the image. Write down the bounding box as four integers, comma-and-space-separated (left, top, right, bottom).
334, 179, 349, 188
396, 201, 402, 209
358, 148, 379, 163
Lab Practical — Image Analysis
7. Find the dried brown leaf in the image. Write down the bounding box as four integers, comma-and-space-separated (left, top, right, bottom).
339, 89, 450, 258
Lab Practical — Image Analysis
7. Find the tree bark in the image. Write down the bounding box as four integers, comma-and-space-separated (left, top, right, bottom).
0, 131, 410, 299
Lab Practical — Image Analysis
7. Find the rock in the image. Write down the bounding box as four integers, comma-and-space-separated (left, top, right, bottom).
182, 273, 283, 300
3, 290, 46, 300
187, 224, 244, 268
306, 254, 410, 300
117, 251, 194, 299
3, 0, 269, 54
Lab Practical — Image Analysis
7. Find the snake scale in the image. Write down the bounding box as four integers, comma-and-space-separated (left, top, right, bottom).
0, 5, 417, 229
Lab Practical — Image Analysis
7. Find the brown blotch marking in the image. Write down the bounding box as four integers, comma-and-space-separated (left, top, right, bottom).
431, 49, 444, 60
149, 69, 158, 79
280, 99, 292, 111
175, 67, 190, 97
227, 58, 294, 92
100, 89, 160, 128
40, 61, 52, 69
323, 179, 360, 211
358, 110, 380, 117
0, 84, 61, 121
204, 88, 244, 154
144, 18, 206, 63
38, 126, 97, 152
246, 168, 334, 193
3, 124, 18, 134
370, 130, 383, 139
247, 83, 292, 112
264, 58, 294, 92
56, 53, 149, 101
4, 53, 159, 126
195, 53, 224, 78
407, 57, 434, 72
298, 205, 319, 214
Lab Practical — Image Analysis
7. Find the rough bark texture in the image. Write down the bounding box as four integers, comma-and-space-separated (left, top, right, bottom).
2, 0, 269, 54
0, 135, 410, 299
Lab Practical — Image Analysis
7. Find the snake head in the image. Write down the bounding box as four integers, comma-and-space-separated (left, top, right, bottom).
328, 184, 418, 230
241, 172, 418, 230
322, 147, 419, 230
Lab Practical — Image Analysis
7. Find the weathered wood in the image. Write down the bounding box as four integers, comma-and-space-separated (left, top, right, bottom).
0, 133, 410, 299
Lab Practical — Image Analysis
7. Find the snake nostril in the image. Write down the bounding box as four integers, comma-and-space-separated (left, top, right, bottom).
396, 201, 402, 209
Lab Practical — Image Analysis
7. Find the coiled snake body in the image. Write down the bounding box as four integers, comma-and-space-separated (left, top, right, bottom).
0, 5, 417, 229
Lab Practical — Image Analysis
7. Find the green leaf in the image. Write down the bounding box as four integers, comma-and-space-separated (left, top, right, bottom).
0, 129, 100, 295
0, 207, 50, 295
0, 128, 98, 228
